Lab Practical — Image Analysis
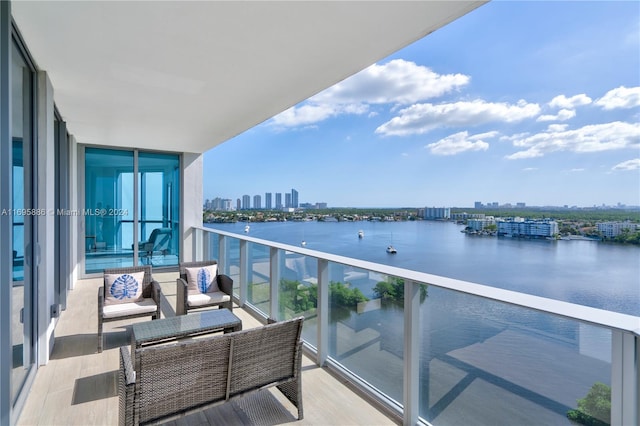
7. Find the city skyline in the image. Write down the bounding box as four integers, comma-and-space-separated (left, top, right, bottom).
204, 194, 638, 211
205, 188, 312, 210
203, 1, 640, 208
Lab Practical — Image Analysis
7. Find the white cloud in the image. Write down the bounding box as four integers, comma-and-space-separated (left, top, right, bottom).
313, 59, 470, 106
595, 86, 640, 110
271, 103, 368, 127
506, 121, 640, 159
536, 108, 576, 122
376, 99, 540, 136
270, 59, 469, 129
425, 131, 492, 156
548, 94, 592, 109
570, 168, 585, 172
522, 167, 538, 172
612, 158, 640, 171
547, 124, 569, 132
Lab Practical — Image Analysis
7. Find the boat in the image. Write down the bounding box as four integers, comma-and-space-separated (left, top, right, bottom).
244, 224, 250, 233
358, 230, 364, 238
301, 240, 307, 246
386, 245, 397, 254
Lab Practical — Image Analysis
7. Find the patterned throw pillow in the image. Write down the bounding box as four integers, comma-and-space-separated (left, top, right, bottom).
104, 271, 145, 305
185, 264, 219, 294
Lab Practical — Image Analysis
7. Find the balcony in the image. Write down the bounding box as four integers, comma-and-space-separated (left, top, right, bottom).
18, 227, 639, 425
17, 272, 396, 426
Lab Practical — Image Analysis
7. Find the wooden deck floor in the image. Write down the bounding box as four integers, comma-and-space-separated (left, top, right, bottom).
17, 272, 397, 426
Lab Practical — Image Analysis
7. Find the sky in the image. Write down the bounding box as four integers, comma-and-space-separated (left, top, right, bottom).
203, 1, 640, 209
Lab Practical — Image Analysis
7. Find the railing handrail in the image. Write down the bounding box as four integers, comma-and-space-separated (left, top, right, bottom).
196, 225, 640, 337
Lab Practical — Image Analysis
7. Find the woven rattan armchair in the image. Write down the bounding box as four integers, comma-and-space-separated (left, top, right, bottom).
176, 260, 233, 315
98, 265, 161, 352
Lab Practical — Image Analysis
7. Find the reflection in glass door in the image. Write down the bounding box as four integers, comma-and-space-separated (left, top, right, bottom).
84, 148, 134, 273
137, 152, 180, 268
11, 39, 35, 406
83, 148, 179, 274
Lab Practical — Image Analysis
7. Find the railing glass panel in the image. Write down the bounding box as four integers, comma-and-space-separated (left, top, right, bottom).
224, 236, 240, 295
326, 264, 406, 406
207, 232, 219, 262
247, 242, 271, 316
418, 286, 612, 425
279, 252, 319, 346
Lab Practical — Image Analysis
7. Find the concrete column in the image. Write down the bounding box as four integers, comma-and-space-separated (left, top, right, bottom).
181, 152, 202, 264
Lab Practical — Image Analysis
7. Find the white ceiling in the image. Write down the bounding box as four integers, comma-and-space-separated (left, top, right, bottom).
11, 1, 485, 154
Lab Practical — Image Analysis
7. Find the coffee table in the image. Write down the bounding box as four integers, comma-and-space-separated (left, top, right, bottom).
131, 308, 242, 350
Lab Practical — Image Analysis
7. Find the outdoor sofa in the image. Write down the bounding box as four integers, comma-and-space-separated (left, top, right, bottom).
118, 316, 304, 425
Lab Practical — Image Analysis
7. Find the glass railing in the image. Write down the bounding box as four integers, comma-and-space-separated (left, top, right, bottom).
195, 226, 639, 426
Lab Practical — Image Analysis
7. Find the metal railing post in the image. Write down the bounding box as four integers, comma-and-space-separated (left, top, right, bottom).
217, 235, 226, 273
269, 247, 280, 320
203, 231, 210, 261
317, 258, 329, 366
239, 239, 248, 308
403, 279, 420, 426
611, 330, 638, 426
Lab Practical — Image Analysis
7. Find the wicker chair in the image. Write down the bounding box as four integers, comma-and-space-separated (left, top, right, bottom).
176, 260, 234, 315
98, 265, 161, 352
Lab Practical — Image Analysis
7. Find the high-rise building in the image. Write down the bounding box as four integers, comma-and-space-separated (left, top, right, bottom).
424, 207, 451, 220
253, 194, 261, 209
242, 195, 251, 210
275, 193, 283, 209
236, 198, 241, 211
265, 192, 272, 210
285, 193, 292, 208
291, 188, 299, 208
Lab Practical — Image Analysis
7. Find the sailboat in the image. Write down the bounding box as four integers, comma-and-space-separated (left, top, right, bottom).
358, 230, 364, 238
386, 232, 397, 253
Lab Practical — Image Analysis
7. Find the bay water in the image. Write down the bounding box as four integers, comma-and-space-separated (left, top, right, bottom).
206, 220, 639, 316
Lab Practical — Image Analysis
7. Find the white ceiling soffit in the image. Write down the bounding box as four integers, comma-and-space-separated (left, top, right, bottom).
12, 1, 485, 154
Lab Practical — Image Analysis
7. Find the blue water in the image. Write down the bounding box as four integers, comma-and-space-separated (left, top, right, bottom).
207, 220, 640, 316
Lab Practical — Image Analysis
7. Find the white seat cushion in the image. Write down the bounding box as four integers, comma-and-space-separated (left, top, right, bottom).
187, 291, 230, 307
102, 298, 158, 319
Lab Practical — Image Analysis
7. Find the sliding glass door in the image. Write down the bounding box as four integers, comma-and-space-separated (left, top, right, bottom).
138, 152, 180, 267
83, 147, 179, 274
11, 37, 36, 408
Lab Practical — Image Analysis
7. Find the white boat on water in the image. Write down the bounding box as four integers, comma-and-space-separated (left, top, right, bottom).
358, 230, 364, 238
386, 245, 397, 254
244, 225, 250, 233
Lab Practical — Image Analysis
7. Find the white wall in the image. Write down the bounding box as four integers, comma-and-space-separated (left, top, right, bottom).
36, 71, 55, 365
181, 153, 203, 262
